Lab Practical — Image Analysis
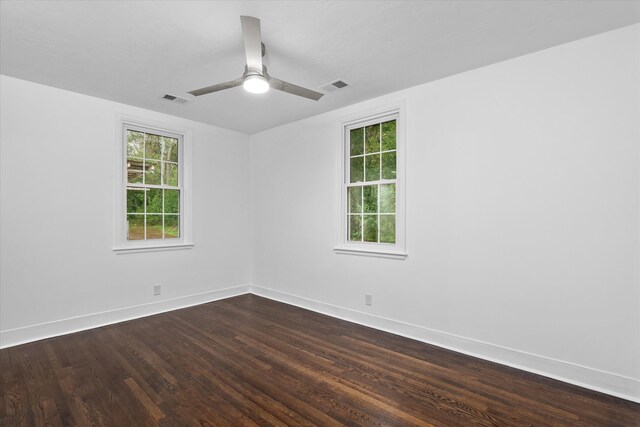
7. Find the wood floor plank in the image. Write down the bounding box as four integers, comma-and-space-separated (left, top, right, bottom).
211, 301, 558, 425
1, 294, 638, 426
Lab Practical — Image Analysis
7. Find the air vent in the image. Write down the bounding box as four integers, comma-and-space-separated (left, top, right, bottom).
162, 94, 190, 104
320, 79, 350, 93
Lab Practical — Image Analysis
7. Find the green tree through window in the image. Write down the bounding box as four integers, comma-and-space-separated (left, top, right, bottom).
347, 119, 396, 244
125, 129, 181, 240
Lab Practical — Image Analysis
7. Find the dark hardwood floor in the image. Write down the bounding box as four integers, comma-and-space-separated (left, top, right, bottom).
1, 294, 638, 426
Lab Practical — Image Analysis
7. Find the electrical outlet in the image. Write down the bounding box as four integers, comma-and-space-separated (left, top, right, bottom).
365, 294, 372, 306
153, 285, 161, 296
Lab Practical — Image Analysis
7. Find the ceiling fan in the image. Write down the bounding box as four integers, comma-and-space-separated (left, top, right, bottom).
188, 16, 324, 101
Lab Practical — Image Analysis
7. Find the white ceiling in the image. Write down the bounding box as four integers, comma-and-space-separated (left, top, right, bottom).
1, 1, 639, 134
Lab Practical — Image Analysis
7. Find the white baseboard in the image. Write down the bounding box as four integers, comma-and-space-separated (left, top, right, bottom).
2, 283, 637, 403
250, 284, 640, 403
0, 284, 250, 349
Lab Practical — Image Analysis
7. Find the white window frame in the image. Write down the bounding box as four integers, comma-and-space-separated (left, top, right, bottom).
334, 102, 407, 259
114, 115, 193, 253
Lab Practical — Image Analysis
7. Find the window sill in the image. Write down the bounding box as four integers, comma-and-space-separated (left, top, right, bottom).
113, 243, 194, 254
333, 247, 407, 260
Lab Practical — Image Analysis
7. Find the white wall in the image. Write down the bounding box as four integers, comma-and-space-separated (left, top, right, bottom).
0, 75, 251, 346
1, 24, 638, 402
250, 24, 640, 401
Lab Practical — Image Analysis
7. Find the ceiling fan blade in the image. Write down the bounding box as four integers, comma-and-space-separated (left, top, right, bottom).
188, 77, 243, 96
268, 76, 324, 101
240, 16, 263, 72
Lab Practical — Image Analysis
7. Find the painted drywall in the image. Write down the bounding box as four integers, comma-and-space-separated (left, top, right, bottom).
1, 24, 638, 402
0, 75, 251, 346
250, 25, 640, 400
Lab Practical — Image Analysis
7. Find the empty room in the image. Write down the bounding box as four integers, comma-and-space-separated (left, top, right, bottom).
1, 0, 639, 425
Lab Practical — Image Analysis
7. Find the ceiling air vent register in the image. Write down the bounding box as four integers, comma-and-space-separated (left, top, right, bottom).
320, 80, 349, 93
162, 94, 190, 104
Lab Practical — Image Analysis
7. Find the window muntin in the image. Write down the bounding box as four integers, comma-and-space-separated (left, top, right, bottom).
124, 127, 182, 241
346, 117, 397, 244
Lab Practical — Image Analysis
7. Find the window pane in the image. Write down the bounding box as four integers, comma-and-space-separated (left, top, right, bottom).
123, 128, 185, 245
127, 158, 144, 184
350, 156, 364, 183
350, 128, 364, 156
164, 215, 180, 239
127, 214, 144, 240
363, 215, 378, 242
165, 189, 180, 214
127, 131, 144, 158
126, 188, 145, 213
365, 154, 380, 182
381, 152, 396, 180
145, 160, 161, 185
380, 214, 396, 243
348, 215, 362, 241
162, 137, 179, 162
365, 124, 380, 154
147, 188, 162, 213
381, 120, 396, 151
379, 184, 395, 213
145, 134, 162, 160
363, 185, 378, 213
146, 215, 163, 239
348, 186, 362, 213
163, 162, 178, 186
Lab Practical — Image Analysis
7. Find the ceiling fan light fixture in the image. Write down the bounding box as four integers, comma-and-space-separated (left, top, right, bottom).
243, 74, 269, 94
188, 16, 323, 101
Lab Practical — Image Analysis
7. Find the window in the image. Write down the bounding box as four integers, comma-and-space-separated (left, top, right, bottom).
336, 105, 406, 259
115, 120, 192, 253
